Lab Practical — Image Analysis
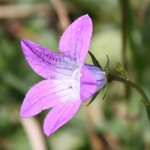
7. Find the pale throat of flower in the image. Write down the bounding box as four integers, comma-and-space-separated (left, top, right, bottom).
64, 68, 82, 91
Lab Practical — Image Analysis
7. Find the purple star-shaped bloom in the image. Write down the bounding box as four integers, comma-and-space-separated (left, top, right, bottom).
20, 14, 106, 136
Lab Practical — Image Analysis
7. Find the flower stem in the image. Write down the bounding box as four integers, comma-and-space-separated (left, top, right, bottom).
108, 74, 150, 122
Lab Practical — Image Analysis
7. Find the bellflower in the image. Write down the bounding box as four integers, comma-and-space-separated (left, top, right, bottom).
20, 14, 106, 136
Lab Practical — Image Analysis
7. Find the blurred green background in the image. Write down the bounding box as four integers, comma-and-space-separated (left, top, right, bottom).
1, 0, 150, 150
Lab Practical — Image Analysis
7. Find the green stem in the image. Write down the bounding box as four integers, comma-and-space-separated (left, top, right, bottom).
108, 74, 150, 122
121, 0, 127, 70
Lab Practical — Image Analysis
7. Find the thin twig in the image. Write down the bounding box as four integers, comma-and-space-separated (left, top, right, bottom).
20, 117, 48, 150
0, 4, 49, 19
86, 108, 110, 150
121, 0, 130, 99
51, 0, 70, 32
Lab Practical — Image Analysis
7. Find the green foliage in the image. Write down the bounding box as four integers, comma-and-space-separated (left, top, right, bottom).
1, 0, 150, 150
115, 61, 128, 79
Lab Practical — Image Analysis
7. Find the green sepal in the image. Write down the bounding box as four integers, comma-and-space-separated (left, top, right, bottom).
87, 52, 109, 104
104, 55, 110, 75
88, 51, 102, 69
102, 55, 110, 100
102, 84, 107, 100
87, 90, 100, 106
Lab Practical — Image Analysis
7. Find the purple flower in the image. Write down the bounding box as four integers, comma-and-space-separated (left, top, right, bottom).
20, 14, 106, 136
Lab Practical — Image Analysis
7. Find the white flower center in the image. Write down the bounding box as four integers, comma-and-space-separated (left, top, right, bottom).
65, 68, 81, 91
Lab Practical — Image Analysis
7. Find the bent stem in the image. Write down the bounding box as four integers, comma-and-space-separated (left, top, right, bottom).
108, 74, 150, 122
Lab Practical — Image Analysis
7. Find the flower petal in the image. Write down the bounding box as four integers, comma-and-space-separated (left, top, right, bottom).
85, 64, 106, 87
59, 14, 92, 63
21, 39, 78, 79
20, 79, 79, 117
80, 65, 106, 102
43, 99, 81, 136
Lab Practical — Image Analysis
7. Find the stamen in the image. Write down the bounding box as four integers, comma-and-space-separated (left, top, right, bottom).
63, 68, 81, 92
